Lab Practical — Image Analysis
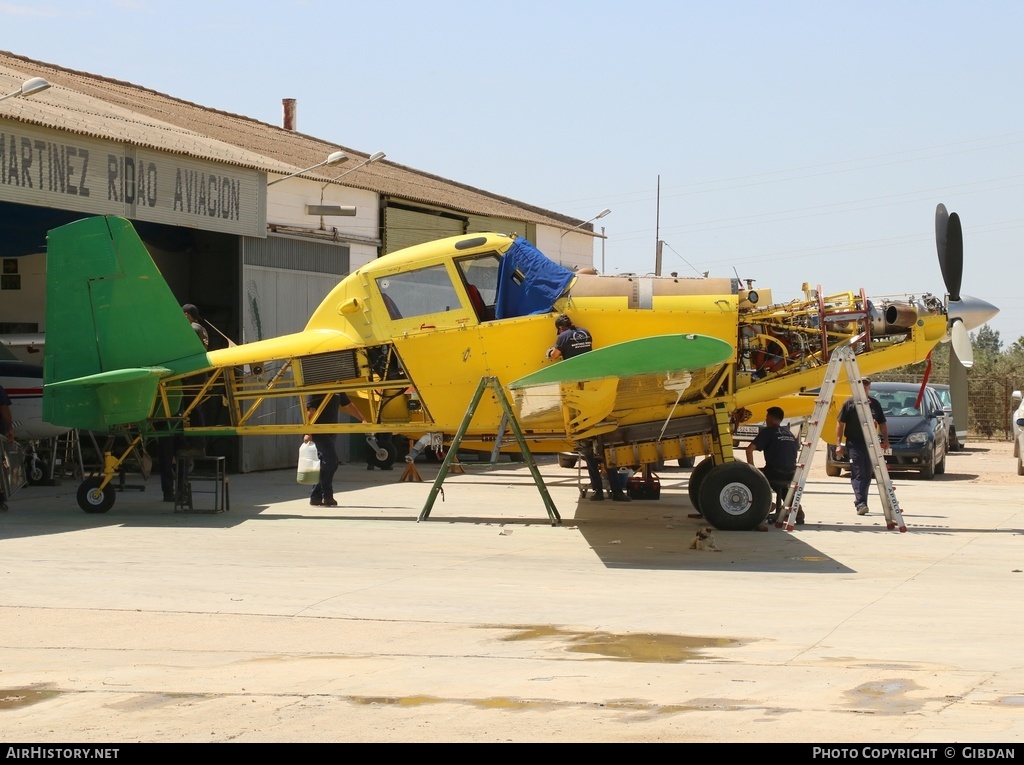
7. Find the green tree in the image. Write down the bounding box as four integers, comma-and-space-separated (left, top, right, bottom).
973, 324, 1002, 356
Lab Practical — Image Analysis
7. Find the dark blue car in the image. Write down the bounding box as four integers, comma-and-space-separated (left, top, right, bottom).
826, 382, 948, 480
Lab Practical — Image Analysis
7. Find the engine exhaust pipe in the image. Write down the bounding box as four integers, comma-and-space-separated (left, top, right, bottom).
868, 300, 918, 335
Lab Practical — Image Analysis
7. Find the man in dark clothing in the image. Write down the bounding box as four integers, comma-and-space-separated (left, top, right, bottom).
835, 377, 889, 516
746, 405, 803, 524
160, 307, 211, 501
545, 314, 629, 502
0, 384, 12, 510
547, 314, 593, 361
306, 391, 365, 507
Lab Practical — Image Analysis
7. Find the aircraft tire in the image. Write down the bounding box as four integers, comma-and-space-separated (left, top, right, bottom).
26, 458, 50, 486
678, 457, 695, 468
698, 462, 772, 531
368, 441, 398, 471
686, 457, 716, 514
825, 464, 842, 478
77, 477, 115, 514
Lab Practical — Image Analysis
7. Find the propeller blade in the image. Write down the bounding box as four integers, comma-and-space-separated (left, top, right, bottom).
951, 319, 973, 368
935, 204, 964, 301
949, 352, 968, 448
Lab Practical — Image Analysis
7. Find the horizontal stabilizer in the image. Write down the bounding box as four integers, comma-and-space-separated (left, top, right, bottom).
44, 367, 169, 431
509, 334, 733, 389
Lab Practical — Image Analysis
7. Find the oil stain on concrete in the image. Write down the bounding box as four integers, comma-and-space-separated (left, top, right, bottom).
489, 624, 746, 663
0, 687, 62, 710
844, 679, 926, 714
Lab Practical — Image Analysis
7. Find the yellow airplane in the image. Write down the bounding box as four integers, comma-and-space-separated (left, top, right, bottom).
42, 206, 996, 528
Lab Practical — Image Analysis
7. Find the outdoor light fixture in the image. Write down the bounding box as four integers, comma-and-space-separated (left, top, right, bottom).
561, 207, 611, 238
268, 150, 348, 186
304, 205, 357, 217
0, 77, 51, 103
323, 150, 386, 184
310, 151, 387, 222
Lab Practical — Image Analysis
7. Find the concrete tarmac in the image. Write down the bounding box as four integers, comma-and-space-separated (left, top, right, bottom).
1, 443, 1022, 743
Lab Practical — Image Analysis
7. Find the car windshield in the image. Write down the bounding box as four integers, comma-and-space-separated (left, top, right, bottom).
875, 392, 923, 417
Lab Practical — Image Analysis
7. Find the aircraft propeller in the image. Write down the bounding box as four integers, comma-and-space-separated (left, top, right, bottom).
934, 203, 998, 447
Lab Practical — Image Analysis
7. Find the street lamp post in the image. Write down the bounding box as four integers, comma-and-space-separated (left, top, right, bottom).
560, 208, 610, 268
312, 151, 386, 222
267, 150, 349, 186
0, 77, 51, 103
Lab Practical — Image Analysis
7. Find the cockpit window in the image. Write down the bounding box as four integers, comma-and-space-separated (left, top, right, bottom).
376, 265, 461, 320
455, 253, 501, 322
456, 254, 501, 305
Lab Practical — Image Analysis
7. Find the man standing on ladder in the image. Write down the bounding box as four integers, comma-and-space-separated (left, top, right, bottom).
835, 377, 890, 516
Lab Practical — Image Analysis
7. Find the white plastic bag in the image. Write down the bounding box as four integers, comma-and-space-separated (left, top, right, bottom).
296, 441, 320, 484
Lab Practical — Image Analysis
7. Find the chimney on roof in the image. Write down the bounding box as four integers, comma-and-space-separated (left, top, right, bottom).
282, 98, 296, 131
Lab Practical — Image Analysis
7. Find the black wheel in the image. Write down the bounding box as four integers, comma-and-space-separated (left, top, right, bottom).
948, 428, 960, 452
26, 458, 50, 485
935, 447, 946, 475
678, 457, 695, 468
687, 457, 716, 514
921, 449, 936, 480
825, 463, 842, 477
698, 462, 772, 531
368, 440, 397, 470
77, 477, 115, 513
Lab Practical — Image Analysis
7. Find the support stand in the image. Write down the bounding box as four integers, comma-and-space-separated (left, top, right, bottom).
418, 376, 560, 525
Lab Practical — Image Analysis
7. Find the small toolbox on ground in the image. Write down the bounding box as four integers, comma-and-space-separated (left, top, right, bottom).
627, 471, 661, 499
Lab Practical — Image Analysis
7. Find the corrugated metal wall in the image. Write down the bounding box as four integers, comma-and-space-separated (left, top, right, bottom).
239, 234, 351, 472
383, 205, 465, 254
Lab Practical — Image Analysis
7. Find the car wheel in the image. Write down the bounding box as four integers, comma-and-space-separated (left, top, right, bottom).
77, 477, 115, 513
698, 462, 772, 531
687, 457, 716, 514
935, 447, 946, 475
920, 450, 936, 480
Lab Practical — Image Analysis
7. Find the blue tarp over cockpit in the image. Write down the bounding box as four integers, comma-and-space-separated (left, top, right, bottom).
493, 238, 575, 320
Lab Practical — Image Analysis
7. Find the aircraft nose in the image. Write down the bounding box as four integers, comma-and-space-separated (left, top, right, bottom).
950, 294, 999, 331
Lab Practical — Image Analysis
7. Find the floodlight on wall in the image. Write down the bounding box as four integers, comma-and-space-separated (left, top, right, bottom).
267, 150, 348, 186
0, 77, 51, 103
305, 205, 357, 217
560, 207, 611, 238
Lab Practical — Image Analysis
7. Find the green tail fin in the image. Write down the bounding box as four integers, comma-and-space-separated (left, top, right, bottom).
43, 216, 208, 430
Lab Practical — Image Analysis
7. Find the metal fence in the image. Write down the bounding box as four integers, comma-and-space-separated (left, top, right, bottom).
883, 373, 1022, 440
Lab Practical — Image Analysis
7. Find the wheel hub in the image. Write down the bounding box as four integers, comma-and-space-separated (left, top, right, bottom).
718, 481, 754, 516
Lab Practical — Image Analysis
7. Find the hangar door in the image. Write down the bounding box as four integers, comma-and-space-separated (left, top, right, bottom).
383, 204, 465, 254
239, 234, 351, 472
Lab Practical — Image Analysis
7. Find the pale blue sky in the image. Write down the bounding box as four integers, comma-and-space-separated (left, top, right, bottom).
6, 0, 1023, 346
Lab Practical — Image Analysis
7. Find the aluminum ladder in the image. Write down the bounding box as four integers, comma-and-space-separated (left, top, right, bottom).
777, 343, 906, 532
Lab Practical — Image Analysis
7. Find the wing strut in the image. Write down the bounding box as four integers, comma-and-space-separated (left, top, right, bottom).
418, 377, 561, 526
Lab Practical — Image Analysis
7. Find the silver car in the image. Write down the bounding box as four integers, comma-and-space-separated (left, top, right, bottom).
1012, 391, 1024, 476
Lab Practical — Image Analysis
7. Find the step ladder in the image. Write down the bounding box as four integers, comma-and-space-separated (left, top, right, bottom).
777, 342, 906, 532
